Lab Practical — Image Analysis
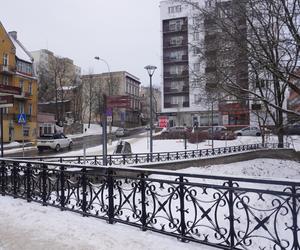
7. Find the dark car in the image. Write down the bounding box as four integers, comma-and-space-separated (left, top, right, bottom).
206, 126, 236, 140
284, 123, 300, 135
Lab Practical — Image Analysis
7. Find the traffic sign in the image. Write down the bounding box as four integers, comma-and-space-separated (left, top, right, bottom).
0, 95, 14, 108
106, 108, 112, 116
107, 116, 112, 123
17, 113, 26, 124
107, 95, 131, 109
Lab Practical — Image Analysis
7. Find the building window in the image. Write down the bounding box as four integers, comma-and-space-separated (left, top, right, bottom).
193, 32, 200, 41
28, 104, 32, 115
3, 76, 9, 85
29, 82, 32, 95
19, 102, 24, 114
23, 127, 30, 137
3, 54, 8, 66
193, 63, 200, 72
19, 80, 24, 92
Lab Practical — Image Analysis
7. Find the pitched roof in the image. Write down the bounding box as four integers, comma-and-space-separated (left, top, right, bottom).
8, 32, 33, 63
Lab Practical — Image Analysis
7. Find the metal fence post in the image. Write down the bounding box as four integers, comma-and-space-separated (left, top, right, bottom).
107, 168, 114, 224
140, 173, 147, 231
12, 162, 19, 198
42, 164, 48, 206
179, 175, 186, 242
26, 163, 32, 202
292, 185, 299, 249
81, 167, 87, 215
228, 180, 235, 248
60, 165, 66, 210
0, 160, 6, 196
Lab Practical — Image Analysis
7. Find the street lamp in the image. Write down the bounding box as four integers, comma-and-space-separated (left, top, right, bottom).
144, 65, 157, 159
94, 56, 113, 146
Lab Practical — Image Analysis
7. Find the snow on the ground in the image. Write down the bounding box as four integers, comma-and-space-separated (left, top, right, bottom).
3, 141, 21, 148
178, 158, 300, 180
0, 196, 214, 250
57, 132, 300, 157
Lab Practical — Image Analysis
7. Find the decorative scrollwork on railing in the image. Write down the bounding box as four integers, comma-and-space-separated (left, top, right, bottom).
0, 158, 298, 249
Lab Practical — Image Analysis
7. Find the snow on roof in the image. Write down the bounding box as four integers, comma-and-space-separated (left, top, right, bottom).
9, 33, 33, 63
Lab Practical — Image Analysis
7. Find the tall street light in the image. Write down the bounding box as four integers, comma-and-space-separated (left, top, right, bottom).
144, 65, 157, 159
94, 56, 113, 145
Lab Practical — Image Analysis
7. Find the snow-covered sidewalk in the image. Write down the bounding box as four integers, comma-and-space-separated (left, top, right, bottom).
0, 197, 215, 250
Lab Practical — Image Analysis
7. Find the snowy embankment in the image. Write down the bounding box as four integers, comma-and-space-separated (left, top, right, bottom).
0, 159, 299, 250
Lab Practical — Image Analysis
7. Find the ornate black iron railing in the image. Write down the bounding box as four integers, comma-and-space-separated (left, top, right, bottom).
19, 143, 290, 166
0, 158, 299, 249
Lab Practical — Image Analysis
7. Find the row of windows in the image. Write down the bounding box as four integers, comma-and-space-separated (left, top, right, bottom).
17, 61, 33, 75
126, 82, 139, 96
19, 80, 33, 94
2, 103, 33, 115
18, 102, 33, 115
168, 5, 181, 14
1, 77, 33, 95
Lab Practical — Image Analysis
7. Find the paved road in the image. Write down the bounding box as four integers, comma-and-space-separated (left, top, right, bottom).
7, 127, 146, 158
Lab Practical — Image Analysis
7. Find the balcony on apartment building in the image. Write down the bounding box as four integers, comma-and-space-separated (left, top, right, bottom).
164, 85, 189, 94
163, 25, 188, 34
163, 55, 188, 64
164, 101, 189, 109
164, 70, 189, 79
0, 65, 16, 75
163, 39, 188, 49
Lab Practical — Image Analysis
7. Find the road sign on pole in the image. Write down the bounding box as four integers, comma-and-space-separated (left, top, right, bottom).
17, 113, 26, 125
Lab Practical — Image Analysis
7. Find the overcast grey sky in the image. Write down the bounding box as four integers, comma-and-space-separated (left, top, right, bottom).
1, 0, 161, 86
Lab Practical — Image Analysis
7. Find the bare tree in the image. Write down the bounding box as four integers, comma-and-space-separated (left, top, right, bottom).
176, 0, 300, 147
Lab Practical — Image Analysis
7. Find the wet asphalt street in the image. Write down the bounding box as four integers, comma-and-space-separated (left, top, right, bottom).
6, 127, 146, 158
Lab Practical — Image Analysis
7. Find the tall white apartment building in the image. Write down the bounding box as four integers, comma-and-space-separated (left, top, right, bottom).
160, 0, 250, 128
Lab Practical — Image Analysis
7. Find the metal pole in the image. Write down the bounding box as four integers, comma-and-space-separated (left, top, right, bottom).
0, 108, 3, 157
102, 94, 108, 166
22, 123, 24, 158
211, 101, 214, 149
149, 74, 153, 158
83, 128, 87, 164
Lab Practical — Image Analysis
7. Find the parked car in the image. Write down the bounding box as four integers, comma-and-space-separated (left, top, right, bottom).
115, 128, 130, 137
284, 123, 300, 135
37, 133, 73, 152
234, 126, 262, 136
206, 126, 236, 140
162, 126, 191, 133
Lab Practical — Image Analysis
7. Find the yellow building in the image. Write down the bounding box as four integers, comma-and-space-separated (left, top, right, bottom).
0, 22, 38, 143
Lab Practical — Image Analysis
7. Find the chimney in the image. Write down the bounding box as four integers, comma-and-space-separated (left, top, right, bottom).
9, 31, 17, 40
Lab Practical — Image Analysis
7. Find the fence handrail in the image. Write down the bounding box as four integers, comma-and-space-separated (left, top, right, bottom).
1, 152, 299, 187
12, 142, 290, 163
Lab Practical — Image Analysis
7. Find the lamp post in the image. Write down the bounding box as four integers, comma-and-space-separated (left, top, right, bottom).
144, 65, 157, 159
94, 57, 113, 145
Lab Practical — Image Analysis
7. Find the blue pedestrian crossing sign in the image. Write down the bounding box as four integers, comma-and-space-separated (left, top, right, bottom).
17, 113, 26, 125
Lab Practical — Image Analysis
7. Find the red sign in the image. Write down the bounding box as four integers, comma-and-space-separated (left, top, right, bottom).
107, 95, 131, 109
0, 95, 14, 108
0, 84, 21, 96
159, 116, 169, 128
